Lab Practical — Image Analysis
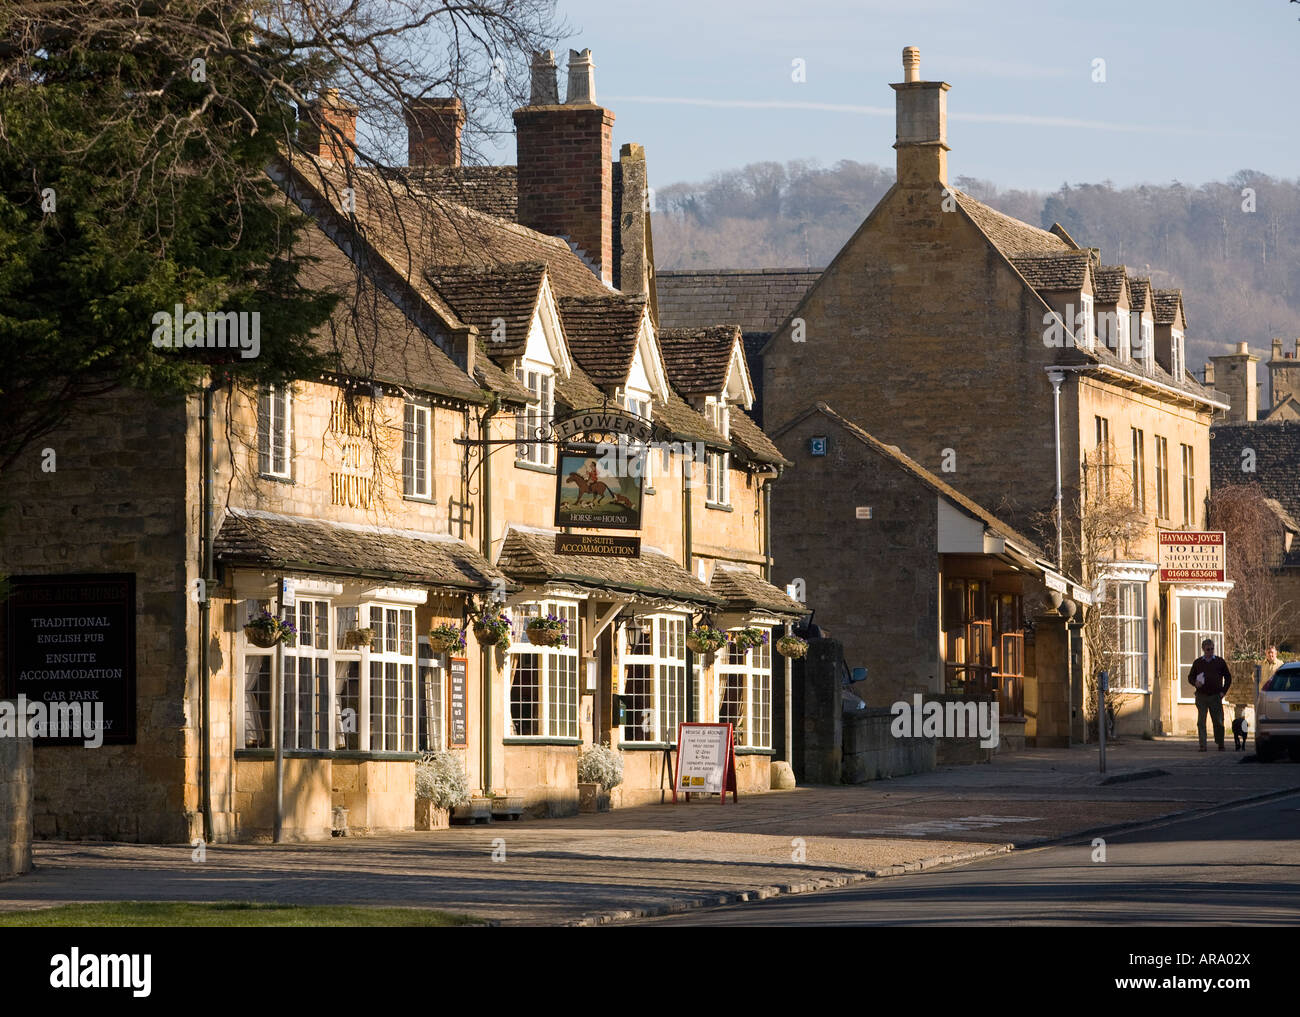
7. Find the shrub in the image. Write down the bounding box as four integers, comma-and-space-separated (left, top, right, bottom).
577, 743, 623, 790
415, 752, 471, 809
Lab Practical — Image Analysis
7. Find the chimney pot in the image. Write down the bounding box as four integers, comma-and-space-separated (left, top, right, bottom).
903, 46, 921, 83
1236, 341, 1249, 355
567, 48, 596, 104
530, 50, 559, 105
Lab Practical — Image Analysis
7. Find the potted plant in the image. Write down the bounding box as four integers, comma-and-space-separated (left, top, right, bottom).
776, 634, 808, 659
342, 626, 374, 650
728, 626, 768, 653
525, 613, 567, 647
685, 624, 726, 656
577, 743, 623, 813
414, 752, 469, 830
471, 608, 513, 651
243, 610, 297, 648
428, 623, 466, 655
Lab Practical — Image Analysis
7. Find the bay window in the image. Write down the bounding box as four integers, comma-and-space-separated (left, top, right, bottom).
508, 600, 579, 739
619, 614, 688, 745
717, 627, 773, 750
1106, 582, 1148, 693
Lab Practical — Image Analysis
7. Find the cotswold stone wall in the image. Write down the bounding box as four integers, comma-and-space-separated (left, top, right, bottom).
1, 715, 34, 878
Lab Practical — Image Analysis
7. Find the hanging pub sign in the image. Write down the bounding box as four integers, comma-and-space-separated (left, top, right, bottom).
554, 445, 645, 530
1158, 531, 1226, 583
554, 534, 642, 558
4, 573, 137, 745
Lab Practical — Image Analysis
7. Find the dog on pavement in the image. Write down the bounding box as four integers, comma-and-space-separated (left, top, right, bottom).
1231, 715, 1247, 751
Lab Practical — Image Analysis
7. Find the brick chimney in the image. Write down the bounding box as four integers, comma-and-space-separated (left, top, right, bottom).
406, 97, 465, 168
514, 49, 616, 285
890, 46, 950, 187
298, 88, 357, 165
1209, 341, 1259, 422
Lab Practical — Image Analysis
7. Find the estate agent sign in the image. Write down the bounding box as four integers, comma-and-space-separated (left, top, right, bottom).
1158, 531, 1226, 583
5, 573, 137, 744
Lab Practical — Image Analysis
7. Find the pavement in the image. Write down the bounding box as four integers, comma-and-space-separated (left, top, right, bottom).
2, 736, 1297, 926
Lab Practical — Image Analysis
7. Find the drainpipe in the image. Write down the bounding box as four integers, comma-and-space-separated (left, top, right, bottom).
199, 381, 215, 844
1047, 370, 1065, 570
684, 444, 696, 720
479, 401, 496, 796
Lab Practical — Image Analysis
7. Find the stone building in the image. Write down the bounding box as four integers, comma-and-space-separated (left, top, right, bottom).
0, 50, 799, 843
756, 48, 1230, 739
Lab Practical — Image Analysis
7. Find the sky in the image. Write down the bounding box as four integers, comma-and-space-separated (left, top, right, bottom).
487, 0, 1299, 192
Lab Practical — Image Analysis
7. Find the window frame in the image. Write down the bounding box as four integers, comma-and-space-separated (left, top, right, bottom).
618, 613, 688, 747
704, 399, 731, 508
506, 599, 579, 741
402, 400, 433, 501
515, 365, 555, 468
716, 626, 773, 751
1176, 596, 1224, 704
1106, 581, 1149, 693
1131, 427, 1145, 513
1180, 443, 1195, 526
1154, 435, 1170, 520
257, 385, 293, 480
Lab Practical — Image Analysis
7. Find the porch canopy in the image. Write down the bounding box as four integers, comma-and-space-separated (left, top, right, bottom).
708, 560, 806, 624
215, 507, 517, 593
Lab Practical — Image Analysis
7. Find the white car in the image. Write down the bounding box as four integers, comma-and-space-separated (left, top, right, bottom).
1255, 662, 1300, 762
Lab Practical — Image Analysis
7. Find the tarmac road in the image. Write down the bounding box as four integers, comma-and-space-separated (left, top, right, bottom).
633, 790, 1300, 926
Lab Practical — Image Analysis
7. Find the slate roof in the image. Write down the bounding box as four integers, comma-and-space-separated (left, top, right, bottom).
395, 165, 519, 220
654, 389, 727, 446
1152, 289, 1184, 328
656, 326, 741, 397
425, 261, 546, 360
774, 403, 1049, 561
1209, 421, 1300, 525
556, 296, 646, 388
728, 406, 789, 466
953, 192, 1072, 256
1128, 277, 1152, 314
655, 269, 822, 333
497, 527, 721, 606
1094, 265, 1131, 305
215, 508, 516, 591
709, 560, 804, 616
1008, 252, 1093, 291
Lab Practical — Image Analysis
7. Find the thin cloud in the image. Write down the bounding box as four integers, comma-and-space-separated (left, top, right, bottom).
604, 95, 1277, 140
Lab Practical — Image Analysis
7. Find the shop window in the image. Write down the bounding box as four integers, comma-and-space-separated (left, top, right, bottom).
283, 599, 331, 749
403, 401, 433, 499
334, 660, 360, 750
620, 615, 688, 744
368, 605, 416, 752
508, 600, 579, 739
1178, 597, 1224, 703
257, 385, 292, 479
716, 627, 772, 750
1105, 582, 1149, 692
418, 638, 444, 752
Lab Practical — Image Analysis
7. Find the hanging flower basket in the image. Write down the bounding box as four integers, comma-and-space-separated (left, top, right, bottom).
243, 610, 296, 648
471, 609, 513, 651
728, 626, 768, 653
526, 614, 567, 647
685, 626, 726, 656
342, 627, 374, 650
775, 634, 808, 659
428, 624, 467, 655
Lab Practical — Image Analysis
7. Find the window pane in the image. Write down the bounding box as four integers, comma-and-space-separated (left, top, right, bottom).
244, 656, 271, 749
622, 663, 654, 741
335, 660, 359, 750
511, 654, 541, 736
401, 663, 415, 752
369, 661, 384, 751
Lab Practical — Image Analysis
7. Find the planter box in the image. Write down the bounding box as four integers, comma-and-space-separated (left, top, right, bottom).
578, 782, 610, 813
490, 795, 524, 821
414, 799, 450, 830
452, 797, 493, 824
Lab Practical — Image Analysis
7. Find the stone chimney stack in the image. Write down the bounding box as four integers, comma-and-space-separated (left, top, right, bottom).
406, 97, 465, 168
1266, 336, 1300, 412
514, 49, 616, 285
298, 88, 357, 165
1209, 341, 1260, 423
890, 46, 950, 187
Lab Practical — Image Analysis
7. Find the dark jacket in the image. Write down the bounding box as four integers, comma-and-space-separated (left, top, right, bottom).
1188, 655, 1232, 697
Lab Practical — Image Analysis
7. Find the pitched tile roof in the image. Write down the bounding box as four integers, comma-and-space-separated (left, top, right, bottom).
497, 527, 721, 606
728, 406, 789, 466
1209, 421, 1300, 524
656, 326, 741, 397
1094, 265, 1130, 304
709, 560, 804, 616
425, 261, 546, 359
1152, 289, 1184, 327
396, 165, 518, 220
215, 508, 515, 591
654, 389, 727, 446
774, 403, 1048, 560
953, 191, 1072, 257
1008, 252, 1093, 291
655, 269, 822, 333
556, 295, 646, 388
1128, 276, 1152, 313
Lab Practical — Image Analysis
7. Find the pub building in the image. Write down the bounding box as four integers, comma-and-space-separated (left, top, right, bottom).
0, 53, 801, 842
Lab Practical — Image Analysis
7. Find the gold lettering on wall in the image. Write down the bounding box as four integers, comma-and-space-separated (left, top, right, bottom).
331, 473, 378, 508
327, 394, 382, 507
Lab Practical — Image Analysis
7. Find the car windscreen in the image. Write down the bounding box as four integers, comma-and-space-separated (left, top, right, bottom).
1263, 667, 1300, 692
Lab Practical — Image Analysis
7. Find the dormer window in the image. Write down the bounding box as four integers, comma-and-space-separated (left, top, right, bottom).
704, 399, 730, 507
1078, 294, 1095, 351
624, 389, 654, 487
1140, 318, 1154, 369
1171, 330, 1185, 382
515, 366, 554, 467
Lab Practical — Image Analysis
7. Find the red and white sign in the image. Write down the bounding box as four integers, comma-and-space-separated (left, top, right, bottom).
1158, 531, 1226, 583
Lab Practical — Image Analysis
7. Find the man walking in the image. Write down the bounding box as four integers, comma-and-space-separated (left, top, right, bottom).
1188, 639, 1232, 752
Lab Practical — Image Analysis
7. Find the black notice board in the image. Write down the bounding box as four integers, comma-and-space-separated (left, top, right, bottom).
4, 573, 137, 745
447, 656, 468, 748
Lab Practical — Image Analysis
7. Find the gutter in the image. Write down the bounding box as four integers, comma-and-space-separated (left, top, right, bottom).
1045, 362, 1229, 412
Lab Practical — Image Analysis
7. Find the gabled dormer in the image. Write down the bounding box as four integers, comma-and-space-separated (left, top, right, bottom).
1127, 276, 1157, 372
1007, 252, 1096, 351
1152, 289, 1187, 383
1093, 265, 1132, 361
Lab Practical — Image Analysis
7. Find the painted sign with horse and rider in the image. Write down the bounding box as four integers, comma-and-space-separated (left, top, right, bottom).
554, 446, 644, 530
